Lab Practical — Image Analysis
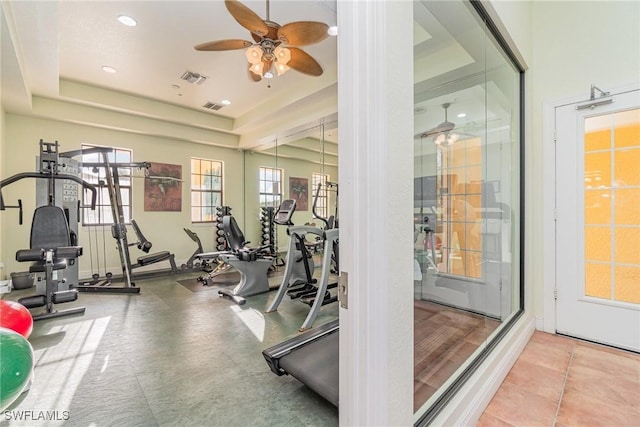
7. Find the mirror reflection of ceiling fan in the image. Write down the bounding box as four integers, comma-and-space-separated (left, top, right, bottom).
421, 103, 474, 145
195, 0, 330, 81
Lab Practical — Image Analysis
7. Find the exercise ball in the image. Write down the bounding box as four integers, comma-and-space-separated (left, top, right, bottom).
0, 327, 35, 411
0, 300, 33, 338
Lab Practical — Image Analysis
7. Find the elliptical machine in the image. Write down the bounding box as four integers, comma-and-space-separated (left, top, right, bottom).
266, 183, 339, 331
272, 199, 317, 289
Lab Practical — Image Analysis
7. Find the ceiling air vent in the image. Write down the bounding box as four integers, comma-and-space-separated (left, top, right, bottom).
180, 70, 208, 85
202, 102, 223, 111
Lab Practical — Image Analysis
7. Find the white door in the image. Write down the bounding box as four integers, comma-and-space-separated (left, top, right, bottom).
555, 87, 640, 352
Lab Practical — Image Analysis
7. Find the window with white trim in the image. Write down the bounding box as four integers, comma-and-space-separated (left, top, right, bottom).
259, 166, 283, 208
191, 158, 223, 223
81, 145, 132, 225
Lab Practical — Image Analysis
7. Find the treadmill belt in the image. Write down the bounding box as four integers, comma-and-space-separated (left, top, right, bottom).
263, 319, 339, 406
278, 329, 339, 406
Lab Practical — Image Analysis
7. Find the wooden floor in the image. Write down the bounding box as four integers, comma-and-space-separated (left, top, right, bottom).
413, 300, 500, 411
478, 331, 640, 426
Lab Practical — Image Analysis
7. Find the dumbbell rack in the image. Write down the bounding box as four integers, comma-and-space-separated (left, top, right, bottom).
215, 206, 233, 250
259, 207, 276, 257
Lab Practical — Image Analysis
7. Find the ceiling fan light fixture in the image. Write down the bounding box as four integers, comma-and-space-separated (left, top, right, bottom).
245, 45, 263, 64
196, 0, 328, 81
275, 62, 290, 76
434, 131, 458, 146
250, 62, 264, 75
274, 46, 291, 75
274, 46, 291, 64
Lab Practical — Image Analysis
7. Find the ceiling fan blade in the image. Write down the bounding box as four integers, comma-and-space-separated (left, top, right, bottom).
225, 0, 269, 37
278, 21, 329, 46
422, 120, 456, 137
287, 47, 323, 76
195, 39, 253, 51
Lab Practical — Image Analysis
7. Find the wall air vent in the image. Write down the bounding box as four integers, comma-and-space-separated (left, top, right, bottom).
180, 71, 208, 85
202, 102, 223, 111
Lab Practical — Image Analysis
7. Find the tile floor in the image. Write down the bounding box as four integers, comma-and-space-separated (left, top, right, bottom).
477, 330, 640, 427
2, 271, 339, 427
4, 269, 639, 426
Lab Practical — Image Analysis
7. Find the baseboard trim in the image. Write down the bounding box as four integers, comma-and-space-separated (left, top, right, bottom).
535, 315, 544, 331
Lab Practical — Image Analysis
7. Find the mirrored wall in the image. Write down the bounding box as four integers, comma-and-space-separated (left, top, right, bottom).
242, 118, 339, 255
412, 0, 522, 418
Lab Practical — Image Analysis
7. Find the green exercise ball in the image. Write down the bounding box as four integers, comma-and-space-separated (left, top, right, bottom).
0, 327, 34, 411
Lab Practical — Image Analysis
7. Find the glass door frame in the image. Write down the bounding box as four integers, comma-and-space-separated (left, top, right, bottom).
414, 0, 526, 424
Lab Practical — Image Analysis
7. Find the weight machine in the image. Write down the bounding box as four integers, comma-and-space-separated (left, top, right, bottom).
182, 228, 212, 271
0, 140, 98, 320
75, 148, 177, 293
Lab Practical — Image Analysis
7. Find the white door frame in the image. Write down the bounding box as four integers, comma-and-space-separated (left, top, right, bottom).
542, 82, 640, 335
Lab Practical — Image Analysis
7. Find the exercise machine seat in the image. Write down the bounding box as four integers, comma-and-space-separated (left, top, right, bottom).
217, 215, 273, 304
137, 251, 172, 266
15, 204, 85, 320
223, 215, 248, 252
15, 205, 82, 268
128, 219, 177, 273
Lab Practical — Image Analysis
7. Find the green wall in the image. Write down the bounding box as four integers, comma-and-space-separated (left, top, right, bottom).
1, 113, 338, 280
2, 113, 245, 278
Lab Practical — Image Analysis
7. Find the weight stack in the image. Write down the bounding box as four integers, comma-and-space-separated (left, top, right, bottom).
215, 206, 232, 251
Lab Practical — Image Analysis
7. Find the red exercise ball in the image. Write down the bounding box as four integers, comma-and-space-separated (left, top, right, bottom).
0, 300, 34, 339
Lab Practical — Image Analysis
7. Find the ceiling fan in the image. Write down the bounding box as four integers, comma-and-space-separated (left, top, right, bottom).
421, 103, 470, 145
195, 0, 330, 81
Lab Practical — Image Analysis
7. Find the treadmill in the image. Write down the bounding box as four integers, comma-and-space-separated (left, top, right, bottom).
262, 319, 339, 406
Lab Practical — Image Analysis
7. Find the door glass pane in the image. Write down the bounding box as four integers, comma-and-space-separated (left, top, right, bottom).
584, 109, 640, 304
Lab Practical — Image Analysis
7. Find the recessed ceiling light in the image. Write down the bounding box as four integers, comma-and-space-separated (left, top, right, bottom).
117, 15, 137, 27
328, 26, 338, 36
457, 113, 467, 118
221, 99, 232, 106
102, 65, 117, 73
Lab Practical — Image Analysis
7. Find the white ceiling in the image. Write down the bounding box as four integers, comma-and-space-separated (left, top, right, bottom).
1, 0, 338, 150
1, 0, 516, 154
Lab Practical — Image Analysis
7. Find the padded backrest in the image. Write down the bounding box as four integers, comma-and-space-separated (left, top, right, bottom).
222, 215, 246, 252
30, 205, 71, 250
